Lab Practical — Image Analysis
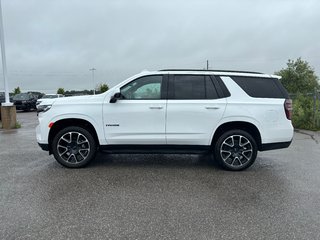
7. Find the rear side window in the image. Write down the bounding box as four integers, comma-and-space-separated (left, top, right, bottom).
173, 75, 205, 99
171, 75, 219, 99
231, 76, 288, 98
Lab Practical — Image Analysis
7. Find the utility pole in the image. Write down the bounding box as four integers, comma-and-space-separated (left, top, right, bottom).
206, 60, 209, 70
0, 0, 16, 129
89, 68, 96, 95
0, 0, 10, 105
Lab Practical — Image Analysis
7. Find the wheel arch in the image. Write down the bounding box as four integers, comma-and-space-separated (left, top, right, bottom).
211, 121, 262, 150
48, 118, 100, 154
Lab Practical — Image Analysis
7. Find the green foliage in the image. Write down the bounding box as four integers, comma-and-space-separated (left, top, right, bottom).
57, 88, 65, 95
292, 93, 320, 130
15, 121, 21, 129
97, 83, 109, 93
13, 87, 21, 95
276, 58, 320, 130
275, 58, 319, 94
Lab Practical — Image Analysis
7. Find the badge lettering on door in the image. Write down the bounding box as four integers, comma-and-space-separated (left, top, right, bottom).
106, 124, 120, 127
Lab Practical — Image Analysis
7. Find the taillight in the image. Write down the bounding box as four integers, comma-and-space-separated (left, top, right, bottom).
284, 99, 292, 120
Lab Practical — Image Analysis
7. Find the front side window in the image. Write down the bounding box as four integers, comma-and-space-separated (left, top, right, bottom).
120, 75, 163, 100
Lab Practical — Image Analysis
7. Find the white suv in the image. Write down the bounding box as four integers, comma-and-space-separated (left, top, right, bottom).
36, 70, 293, 170
36, 94, 64, 110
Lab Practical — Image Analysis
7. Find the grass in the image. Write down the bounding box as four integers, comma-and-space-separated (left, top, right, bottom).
15, 121, 21, 129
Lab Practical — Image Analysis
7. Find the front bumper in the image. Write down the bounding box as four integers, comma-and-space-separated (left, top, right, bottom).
36, 123, 51, 153
15, 104, 28, 110
38, 143, 49, 151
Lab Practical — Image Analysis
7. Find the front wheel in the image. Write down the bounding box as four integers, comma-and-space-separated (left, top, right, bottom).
52, 126, 97, 168
214, 130, 257, 171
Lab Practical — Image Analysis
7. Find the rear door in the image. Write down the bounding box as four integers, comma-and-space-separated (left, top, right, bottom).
166, 74, 227, 145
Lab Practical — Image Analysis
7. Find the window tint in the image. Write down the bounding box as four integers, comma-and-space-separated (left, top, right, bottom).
213, 76, 231, 98
120, 75, 162, 100
171, 75, 220, 99
173, 75, 205, 99
205, 76, 219, 99
231, 76, 287, 98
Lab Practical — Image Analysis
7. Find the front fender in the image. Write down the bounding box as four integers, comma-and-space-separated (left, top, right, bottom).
48, 113, 106, 145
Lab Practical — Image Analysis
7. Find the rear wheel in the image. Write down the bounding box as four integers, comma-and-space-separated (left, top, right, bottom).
52, 126, 97, 168
214, 129, 257, 171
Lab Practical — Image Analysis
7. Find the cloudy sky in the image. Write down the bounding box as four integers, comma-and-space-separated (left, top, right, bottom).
0, 0, 319, 93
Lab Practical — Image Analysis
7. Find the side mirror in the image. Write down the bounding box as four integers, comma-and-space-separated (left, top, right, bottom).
110, 92, 122, 103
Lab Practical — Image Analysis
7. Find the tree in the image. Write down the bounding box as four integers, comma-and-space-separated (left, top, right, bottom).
97, 83, 109, 93
57, 88, 65, 95
13, 87, 21, 95
275, 58, 319, 94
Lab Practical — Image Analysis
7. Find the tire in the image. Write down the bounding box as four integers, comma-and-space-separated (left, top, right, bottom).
214, 129, 257, 171
52, 126, 97, 168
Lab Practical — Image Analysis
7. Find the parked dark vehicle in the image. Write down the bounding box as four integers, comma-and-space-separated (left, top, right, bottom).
13, 93, 37, 111
28, 91, 43, 99
0, 92, 5, 104
0, 92, 14, 104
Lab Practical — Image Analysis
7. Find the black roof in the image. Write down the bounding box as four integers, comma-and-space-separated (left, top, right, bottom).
159, 69, 263, 74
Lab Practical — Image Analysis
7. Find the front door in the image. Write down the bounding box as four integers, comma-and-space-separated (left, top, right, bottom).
103, 75, 167, 145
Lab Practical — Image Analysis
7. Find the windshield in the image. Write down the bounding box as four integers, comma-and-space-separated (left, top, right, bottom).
42, 94, 58, 99
13, 93, 32, 101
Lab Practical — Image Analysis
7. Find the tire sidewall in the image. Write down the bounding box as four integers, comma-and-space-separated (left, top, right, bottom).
52, 126, 97, 168
214, 129, 257, 171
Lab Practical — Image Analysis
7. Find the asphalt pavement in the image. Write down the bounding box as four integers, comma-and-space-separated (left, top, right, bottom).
0, 112, 320, 239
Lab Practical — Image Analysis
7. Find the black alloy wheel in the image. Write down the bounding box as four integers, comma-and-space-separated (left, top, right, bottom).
214, 129, 257, 171
52, 126, 97, 168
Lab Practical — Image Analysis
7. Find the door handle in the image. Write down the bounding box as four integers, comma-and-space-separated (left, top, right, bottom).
149, 106, 163, 109
205, 106, 220, 110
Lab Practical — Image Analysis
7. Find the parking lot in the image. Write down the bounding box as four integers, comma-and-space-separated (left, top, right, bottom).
0, 112, 320, 239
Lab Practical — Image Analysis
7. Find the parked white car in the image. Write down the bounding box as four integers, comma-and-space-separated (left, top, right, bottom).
36, 70, 293, 170
36, 94, 64, 109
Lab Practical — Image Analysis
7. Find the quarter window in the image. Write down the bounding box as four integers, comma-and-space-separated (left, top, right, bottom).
120, 75, 163, 100
231, 76, 288, 98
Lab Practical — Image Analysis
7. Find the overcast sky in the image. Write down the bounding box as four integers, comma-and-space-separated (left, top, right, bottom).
0, 0, 319, 93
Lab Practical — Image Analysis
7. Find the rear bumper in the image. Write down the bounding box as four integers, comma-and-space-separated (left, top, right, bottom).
260, 140, 292, 151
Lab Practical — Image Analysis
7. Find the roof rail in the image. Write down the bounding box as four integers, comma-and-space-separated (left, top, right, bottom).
159, 69, 263, 74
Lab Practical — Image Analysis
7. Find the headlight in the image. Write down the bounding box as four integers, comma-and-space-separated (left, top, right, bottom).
37, 105, 52, 113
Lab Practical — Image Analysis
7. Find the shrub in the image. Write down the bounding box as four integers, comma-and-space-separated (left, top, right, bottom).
292, 93, 320, 130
